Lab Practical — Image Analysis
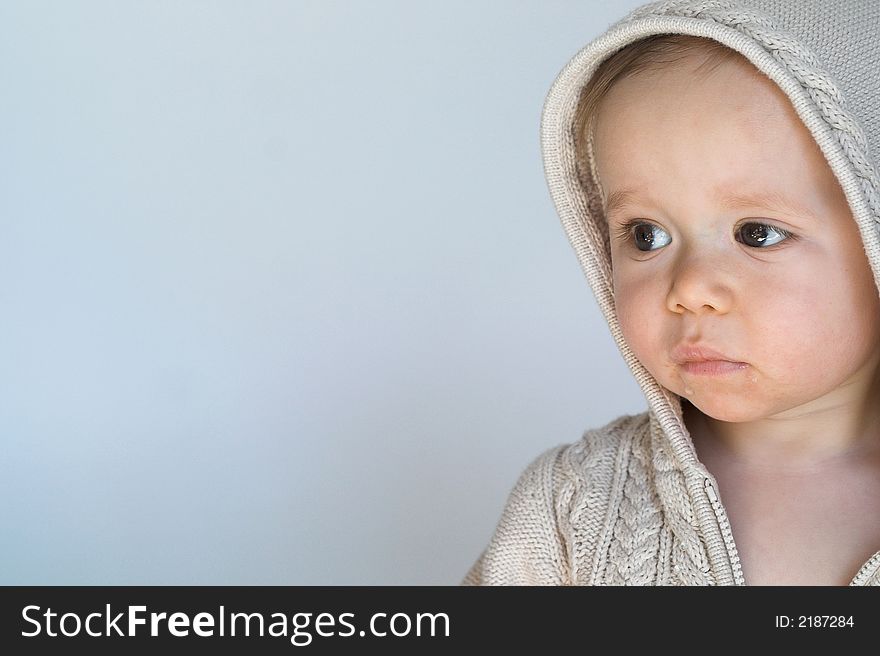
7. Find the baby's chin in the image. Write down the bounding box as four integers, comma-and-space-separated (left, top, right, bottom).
679, 394, 767, 424
674, 388, 768, 423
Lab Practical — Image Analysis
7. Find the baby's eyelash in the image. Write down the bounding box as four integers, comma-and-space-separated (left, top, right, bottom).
611, 218, 649, 245
740, 223, 797, 244
614, 219, 656, 246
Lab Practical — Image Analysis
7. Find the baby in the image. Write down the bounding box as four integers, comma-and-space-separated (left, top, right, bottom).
463, 0, 880, 585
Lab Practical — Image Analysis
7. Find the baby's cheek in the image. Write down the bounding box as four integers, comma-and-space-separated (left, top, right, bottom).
614, 287, 658, 362
755, 288, 844, 378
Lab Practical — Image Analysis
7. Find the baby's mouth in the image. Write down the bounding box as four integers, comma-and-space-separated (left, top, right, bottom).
678, 360, 749, 376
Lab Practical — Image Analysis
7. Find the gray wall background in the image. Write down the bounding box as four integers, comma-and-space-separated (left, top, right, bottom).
1, 0, 648, 585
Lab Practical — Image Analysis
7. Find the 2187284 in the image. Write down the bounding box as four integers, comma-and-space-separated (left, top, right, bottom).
775, 616, 854, 628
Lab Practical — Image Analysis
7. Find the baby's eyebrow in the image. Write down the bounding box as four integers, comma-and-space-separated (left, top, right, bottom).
603, 187, 820, 221
716, 189, 820, 221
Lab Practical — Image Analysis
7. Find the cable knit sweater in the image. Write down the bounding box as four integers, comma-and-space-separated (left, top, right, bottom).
462, 0, 880, 586
462, 412, 880, 585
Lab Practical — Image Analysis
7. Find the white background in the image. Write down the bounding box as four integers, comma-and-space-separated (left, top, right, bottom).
1, 0, 648, 584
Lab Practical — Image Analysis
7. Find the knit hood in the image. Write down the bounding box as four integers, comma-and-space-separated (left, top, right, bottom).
541, 0, 880, 479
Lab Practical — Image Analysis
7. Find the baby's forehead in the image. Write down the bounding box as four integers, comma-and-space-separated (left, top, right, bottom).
593, 120, 843, 222
594, 57, 804, 143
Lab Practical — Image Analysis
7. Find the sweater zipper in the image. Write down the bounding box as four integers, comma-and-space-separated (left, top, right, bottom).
704, 478, 746, 586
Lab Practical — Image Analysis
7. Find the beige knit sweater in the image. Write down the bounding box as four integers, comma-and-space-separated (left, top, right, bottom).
463, 0, 880, 586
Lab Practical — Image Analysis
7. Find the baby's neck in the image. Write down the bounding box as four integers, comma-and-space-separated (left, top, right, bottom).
682, 398, 880, 476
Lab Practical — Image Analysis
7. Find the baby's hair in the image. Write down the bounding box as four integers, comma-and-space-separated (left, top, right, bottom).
573, 34, 746, 208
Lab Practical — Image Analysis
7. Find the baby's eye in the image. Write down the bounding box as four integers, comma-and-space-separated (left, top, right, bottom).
735, 222, 792, 248
614, 221, 671, 252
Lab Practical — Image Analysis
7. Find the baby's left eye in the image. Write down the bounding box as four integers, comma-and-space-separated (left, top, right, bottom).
736, 222, 791, 248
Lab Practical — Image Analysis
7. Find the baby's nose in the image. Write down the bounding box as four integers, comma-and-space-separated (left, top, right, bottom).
664, 252, 735, 316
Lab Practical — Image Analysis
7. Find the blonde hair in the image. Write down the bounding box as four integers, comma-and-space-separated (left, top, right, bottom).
573, 34, 746, 205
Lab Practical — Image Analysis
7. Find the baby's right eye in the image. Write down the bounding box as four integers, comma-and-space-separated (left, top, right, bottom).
614, 220, 671, 252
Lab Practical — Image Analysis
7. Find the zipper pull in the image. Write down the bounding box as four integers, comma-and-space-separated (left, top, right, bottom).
704, 478, 719, 504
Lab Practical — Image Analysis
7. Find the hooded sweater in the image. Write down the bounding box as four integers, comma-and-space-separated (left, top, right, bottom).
462, 0, 880, 586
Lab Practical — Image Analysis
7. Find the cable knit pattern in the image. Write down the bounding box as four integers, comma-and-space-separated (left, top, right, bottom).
464, 0, 880, 586
604, 422, 663, 585
560, 425, 618, 585
464, 413, 717, 586
647, 415, 713, 586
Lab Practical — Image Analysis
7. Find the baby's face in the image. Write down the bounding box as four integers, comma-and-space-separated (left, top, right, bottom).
593, 52, 880, 422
